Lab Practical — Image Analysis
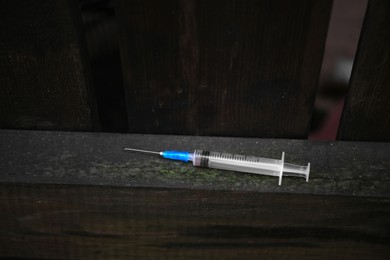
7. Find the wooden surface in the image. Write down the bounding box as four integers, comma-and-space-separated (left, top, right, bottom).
116, 0, 332, 138
0, 184, 389, 259
0, 130, 389, 196
0, 130, 389, 258
338, 0, 390, 141
0, 0, 98, 131
80, 0, 129, 132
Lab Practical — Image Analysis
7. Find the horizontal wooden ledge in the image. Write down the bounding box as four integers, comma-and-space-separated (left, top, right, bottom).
1, 183, 389, 258
0, 129, 389, 197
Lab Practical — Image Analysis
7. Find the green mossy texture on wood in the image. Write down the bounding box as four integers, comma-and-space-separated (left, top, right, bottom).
0, 130, 389, 196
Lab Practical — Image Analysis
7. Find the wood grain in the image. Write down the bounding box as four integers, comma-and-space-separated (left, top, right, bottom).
338, 0, 390, 141
1, 130, 389, 196
0, 184, 389, 259
0, 0, 98, 131
116, 0, 332, 138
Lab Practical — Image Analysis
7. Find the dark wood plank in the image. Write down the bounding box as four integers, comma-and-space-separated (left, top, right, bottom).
338, 0, 390, 141
116, 0, 332, 138
0, 0, 98, 131
0, 184, 389, 259
0, 130, 389, 196
80, 0, 129, 132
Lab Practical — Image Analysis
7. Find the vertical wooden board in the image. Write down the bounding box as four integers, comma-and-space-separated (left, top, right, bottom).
116, 0, 332, 137
0, 0, 98, 131
338, 0, 390, 141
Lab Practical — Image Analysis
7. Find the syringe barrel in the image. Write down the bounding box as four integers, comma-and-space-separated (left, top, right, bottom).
192, 150, 282, 177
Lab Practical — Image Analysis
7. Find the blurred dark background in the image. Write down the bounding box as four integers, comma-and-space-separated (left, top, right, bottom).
80, 0, 128, 132
1, 0, 389, 141
310, 0, 368, 140
79, 0, 369, 139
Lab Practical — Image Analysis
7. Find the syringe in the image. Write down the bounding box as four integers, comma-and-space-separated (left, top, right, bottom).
124, 148, 310, 185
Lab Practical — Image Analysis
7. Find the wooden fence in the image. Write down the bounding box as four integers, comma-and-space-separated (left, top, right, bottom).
0, 0, 389, 258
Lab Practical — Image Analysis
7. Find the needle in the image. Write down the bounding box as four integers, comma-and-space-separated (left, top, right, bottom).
124, 148, 162, 155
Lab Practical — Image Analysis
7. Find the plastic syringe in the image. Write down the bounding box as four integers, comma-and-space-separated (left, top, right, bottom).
124, 148, 310, 185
